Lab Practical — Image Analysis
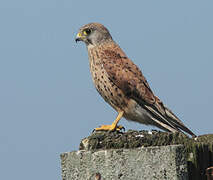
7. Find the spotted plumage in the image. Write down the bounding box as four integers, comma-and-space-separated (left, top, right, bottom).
76, 22, 196, 137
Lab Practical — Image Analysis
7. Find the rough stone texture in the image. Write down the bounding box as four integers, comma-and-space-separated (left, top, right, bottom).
61, 145, 187, 180
79, 130, 213, 180
61, 130, 213, 180
79, 130, 189, 151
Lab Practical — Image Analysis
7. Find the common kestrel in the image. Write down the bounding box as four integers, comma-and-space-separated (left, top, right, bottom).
75, 23, 196, 137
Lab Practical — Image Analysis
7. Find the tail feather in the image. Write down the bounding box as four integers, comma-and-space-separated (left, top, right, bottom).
164, 106, 196, 137
144, 104, 196, 137
145, 105, 179, 132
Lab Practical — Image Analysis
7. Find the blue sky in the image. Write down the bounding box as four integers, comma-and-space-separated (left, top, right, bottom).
0, 0, 212, 179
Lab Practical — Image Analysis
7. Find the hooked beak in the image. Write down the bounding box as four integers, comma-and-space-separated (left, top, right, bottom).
75, 32, 83, 43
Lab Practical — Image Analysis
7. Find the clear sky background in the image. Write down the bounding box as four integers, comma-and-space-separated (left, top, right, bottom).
0, 0, 212, 179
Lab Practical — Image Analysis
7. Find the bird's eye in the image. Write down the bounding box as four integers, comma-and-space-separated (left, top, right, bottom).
83, 29, 91, 35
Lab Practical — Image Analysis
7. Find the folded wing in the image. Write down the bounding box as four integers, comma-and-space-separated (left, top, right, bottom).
101, 48, 196, 137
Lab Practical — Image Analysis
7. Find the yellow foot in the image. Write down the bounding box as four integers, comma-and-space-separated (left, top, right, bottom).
94, 111, 125, 132
95, 124, 124, 131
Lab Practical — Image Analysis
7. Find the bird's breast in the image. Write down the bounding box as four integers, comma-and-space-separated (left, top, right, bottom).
88, 48, 128, 111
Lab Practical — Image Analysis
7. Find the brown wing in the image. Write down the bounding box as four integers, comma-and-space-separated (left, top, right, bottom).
100, 48, 196, 137
102, 49, 155, 104
101, 49, 166, 114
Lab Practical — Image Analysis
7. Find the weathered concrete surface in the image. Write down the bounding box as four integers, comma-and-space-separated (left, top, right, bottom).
61, 130, 213, 180
79, 130, 213, 180
61, 145, 187, 180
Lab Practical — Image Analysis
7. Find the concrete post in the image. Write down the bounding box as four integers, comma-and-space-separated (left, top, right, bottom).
60, 130, 213, 180
61, 145, 187, 180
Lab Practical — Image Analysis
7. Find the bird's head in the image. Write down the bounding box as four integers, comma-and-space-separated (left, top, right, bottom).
75, 23, 113, 47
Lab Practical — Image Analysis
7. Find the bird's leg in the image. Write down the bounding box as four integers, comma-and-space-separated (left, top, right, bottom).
95, 111, 124, 131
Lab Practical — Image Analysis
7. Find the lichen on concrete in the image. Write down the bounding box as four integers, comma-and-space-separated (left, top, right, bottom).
78, 130, 213, 180
79, 130, 191, 150
60, 130, 213, 180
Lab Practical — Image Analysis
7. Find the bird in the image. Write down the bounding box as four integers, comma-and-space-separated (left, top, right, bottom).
75, 22, 196, 137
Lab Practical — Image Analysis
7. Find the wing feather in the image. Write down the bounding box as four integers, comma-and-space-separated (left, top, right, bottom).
102, 49, 156, 105
100, 48, 196, 137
